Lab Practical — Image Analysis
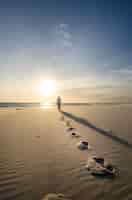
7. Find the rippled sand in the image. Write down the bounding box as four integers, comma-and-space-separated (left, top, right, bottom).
0, 105, 132, 200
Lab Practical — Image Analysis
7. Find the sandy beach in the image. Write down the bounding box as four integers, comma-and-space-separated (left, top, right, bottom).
0, 105, 132, 200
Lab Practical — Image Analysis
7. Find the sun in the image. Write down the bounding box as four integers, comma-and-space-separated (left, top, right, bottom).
39, 80, 57, 97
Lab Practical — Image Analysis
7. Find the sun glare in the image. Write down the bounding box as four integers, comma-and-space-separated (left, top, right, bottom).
39, 80, 57, 97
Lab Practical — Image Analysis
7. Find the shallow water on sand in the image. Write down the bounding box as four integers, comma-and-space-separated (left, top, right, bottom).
0, 106, 132, 200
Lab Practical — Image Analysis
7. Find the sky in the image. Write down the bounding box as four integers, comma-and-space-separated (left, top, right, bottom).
0, 0, 132, 102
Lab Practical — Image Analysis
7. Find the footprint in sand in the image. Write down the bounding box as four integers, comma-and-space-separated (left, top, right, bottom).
42, 193, 71, 200
36, 136, 40, 138
77, 141, 92, 150
66, 127, 75, 132
71, 132, 81, 138
85, 157, 118, 178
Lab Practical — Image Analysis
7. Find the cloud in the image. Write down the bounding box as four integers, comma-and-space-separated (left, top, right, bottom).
59, 23, 68, 29
112, 68, 132, 74
63, 32, 71, 39
56, 23, 73, 48
110, 68, 132, 84
62, 39, 72, 47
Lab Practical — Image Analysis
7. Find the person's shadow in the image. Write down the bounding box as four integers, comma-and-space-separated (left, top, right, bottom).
61, 111, 132, 149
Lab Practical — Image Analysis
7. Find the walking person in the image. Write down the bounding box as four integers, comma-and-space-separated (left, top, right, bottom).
57, 96, 61, 111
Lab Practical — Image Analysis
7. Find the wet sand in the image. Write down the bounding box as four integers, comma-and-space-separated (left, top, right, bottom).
0, 105, 132, 200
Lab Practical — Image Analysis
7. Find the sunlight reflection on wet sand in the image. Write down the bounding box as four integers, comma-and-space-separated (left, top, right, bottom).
40, 102, 54, 109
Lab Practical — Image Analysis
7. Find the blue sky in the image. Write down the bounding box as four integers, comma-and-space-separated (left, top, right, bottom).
0, 0, 132, 102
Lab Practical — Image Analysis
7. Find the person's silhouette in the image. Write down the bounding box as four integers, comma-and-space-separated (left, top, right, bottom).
57, 96, 61, 111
